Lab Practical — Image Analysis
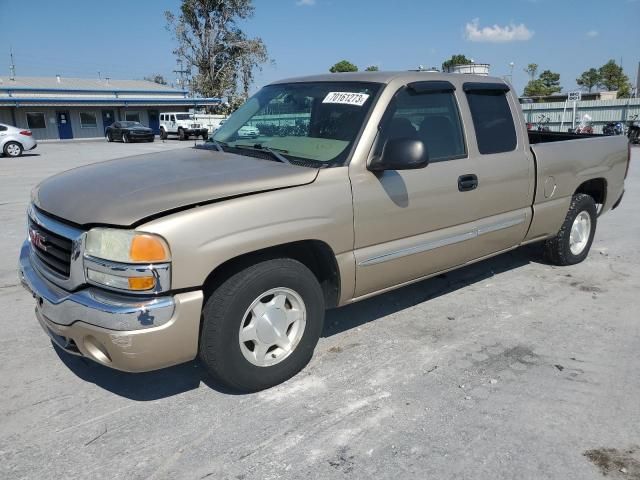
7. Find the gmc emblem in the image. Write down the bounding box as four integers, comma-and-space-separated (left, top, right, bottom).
29, 228, 48, 252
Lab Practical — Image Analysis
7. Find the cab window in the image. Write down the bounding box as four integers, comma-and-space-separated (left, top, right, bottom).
464, 85, 517, 154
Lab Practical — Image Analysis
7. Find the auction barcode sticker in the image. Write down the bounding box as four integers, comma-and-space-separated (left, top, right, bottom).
322, 92, 370, 106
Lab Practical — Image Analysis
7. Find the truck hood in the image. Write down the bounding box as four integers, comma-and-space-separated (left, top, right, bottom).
32, 148, 319, 227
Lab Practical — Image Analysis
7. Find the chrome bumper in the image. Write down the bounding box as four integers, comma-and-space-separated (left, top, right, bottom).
19, 241, 203, 372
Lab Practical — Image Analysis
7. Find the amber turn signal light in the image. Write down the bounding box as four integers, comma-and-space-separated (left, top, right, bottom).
130, 234, 169, 262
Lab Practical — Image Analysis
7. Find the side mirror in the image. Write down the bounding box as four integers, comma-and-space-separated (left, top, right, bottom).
368, 138, 429, 172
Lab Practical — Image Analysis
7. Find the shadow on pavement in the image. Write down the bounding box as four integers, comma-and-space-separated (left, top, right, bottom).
53, 346, 240, 400
322, 243, 545, 338
55, 244, 547, 399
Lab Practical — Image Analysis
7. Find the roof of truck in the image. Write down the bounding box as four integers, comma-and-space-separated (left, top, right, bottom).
270, 71, 508, 86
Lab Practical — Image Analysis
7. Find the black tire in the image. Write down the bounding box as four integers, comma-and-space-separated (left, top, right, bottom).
199, 258, 325, 392
201, 133, 208, 141
3, 141, 23, 157
178, 128, 186, 141
544, 194, 597, 266
160, 128, 167, 140
122, 132, 129, 143
106, 131, 113, 142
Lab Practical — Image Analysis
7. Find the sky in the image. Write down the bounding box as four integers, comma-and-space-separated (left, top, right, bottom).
1, 0, 638, 96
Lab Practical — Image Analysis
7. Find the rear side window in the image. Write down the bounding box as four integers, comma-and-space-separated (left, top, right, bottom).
465, 89, 517, 154
0, 125, 7, 132
379, 86, 466, 161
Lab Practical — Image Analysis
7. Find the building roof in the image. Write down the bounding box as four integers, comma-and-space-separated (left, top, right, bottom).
0, 76, 185, 93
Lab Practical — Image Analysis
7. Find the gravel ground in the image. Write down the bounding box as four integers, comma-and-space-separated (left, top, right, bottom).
1, 142, 639, 480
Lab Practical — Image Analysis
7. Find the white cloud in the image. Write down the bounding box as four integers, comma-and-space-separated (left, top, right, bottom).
465, 18, 534, 43
295, 0, 316, 6
586, 30, 599, 37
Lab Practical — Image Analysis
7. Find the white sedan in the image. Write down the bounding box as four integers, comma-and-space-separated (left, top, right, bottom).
0, 123, 38, 157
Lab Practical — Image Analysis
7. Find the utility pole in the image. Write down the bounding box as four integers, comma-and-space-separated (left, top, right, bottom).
9, 47, 16, 80
173, 59, 190, 94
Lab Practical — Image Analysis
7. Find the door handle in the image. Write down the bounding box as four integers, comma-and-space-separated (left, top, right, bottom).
458, 174, 478, 192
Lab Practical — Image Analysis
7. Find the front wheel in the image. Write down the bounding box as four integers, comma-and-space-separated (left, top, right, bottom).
160, 129, 168, 140
106, 132, 113, 142
178, 128, 186, 141
122, 132, 129, 143
199, 258, 325, 392
3, 141, 23, 157
544, 194, 597, 266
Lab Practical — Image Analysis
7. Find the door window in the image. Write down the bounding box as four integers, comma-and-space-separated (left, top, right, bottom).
465, 88, 517, 154
378, 87, 466, 161
170, 115, 176, 122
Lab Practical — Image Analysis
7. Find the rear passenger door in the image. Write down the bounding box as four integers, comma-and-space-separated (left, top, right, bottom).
459, 82, 533, 261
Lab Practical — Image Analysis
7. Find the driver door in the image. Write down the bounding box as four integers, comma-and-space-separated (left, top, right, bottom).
350, 81, 480, 297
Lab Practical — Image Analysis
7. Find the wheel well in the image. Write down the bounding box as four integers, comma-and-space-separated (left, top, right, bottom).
575, 178, 606, 210
202, 240, 341, 308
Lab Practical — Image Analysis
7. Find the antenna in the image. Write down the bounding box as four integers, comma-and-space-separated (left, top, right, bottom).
9, 46, 16, 80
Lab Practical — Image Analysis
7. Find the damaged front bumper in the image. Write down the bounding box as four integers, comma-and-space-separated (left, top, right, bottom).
18, 242, 203, 372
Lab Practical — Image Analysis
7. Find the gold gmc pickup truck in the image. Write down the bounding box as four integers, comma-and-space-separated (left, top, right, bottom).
19, 72, 629, 391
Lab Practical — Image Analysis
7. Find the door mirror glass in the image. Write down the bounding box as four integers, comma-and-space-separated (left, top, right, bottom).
369, 138, 429, 171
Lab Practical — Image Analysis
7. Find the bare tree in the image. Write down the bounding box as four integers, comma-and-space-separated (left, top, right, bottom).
165, 0, 269, 102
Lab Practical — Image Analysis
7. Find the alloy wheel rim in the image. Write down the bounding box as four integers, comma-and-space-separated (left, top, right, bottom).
569, 211, 591, 255
238, 288, 306, 367
7, 144, 20, 156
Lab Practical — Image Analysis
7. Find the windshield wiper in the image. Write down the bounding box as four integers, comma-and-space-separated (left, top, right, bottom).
233, 143, 291, 164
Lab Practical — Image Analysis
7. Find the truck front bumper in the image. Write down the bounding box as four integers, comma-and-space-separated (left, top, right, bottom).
18, 242, 203, 372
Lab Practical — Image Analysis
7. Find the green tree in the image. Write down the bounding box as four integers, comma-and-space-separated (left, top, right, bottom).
144, 74, 168, 85
442, 54, 472, 72
524, 63, 538, 82
523, 68, 562, 97
576, 68, 601, 93
329, 60, 358, 73
523, 79, 547, 97
364, 65, 379, 72
165, 0, 269, 101
598, 60, 631, 98
539, 70, 562, 95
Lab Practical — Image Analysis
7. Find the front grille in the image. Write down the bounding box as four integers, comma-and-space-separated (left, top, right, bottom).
28, 218, 72, 277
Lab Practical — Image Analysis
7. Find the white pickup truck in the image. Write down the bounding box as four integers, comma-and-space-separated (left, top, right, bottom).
159, 112, 209, 141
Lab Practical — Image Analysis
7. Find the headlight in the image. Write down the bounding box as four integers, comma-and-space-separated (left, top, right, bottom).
85, 228, 170, 263
84, 228, 171, 293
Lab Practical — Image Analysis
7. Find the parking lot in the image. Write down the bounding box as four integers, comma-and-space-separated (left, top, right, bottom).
1, 142, 639, 480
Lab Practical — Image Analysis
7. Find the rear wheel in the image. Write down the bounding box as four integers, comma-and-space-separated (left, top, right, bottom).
3, 141, 23, 157
201, 133, 208, 141
544, 194, 597, 266
199, 258, 325, 392
160, 128, 168, 140
106, 131, 113, 142
178, 128, 186, 141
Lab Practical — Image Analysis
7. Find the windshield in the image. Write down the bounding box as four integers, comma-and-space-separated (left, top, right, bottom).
120, 121, 143, 128
176, 114, 194, 120
211, 82, 381, 167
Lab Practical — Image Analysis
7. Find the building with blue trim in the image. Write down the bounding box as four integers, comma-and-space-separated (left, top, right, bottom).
0, 75, 221, 140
